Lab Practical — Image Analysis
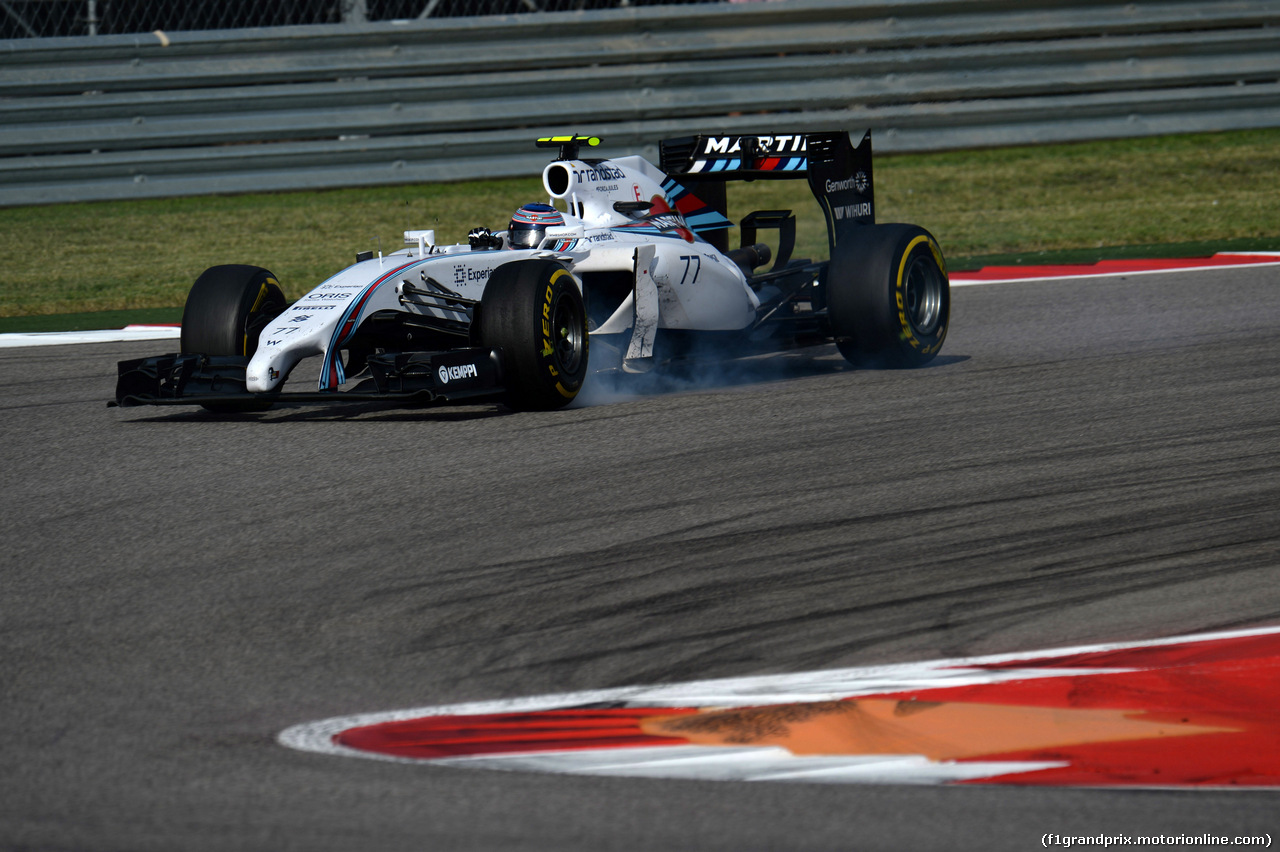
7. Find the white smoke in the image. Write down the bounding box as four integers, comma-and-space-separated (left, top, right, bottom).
570, 339, 849, 408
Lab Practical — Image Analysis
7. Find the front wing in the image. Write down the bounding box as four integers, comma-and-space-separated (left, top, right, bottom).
112, 347, 505, 409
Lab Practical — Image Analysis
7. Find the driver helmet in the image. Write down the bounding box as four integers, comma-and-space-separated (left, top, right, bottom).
508, 203, 565, 249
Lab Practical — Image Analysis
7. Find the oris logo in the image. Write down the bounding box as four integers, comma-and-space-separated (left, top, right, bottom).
437, 363, 479, 384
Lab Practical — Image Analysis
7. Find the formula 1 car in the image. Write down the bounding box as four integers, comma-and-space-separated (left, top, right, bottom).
114, 131, 949, 412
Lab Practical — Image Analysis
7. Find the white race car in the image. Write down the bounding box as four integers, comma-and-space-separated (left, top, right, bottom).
115, 131, 949, 412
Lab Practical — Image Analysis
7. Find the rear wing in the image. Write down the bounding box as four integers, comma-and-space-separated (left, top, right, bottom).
659, 131, 875, 255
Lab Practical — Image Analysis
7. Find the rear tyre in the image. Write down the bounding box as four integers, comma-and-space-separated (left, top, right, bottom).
827, 224, 949, 368
475, 260, 588, 410
180, 264, 287, 412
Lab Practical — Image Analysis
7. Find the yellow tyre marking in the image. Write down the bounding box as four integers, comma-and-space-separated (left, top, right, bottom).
924, 237, 949, 352
545, 269, 584, 398
249, 280, 272, 312
896, 236, 930, 349
927, 240, 947, 278
244, 279, 275, 355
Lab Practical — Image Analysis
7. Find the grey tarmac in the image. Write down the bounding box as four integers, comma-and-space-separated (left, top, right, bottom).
1, 266, 1277, 851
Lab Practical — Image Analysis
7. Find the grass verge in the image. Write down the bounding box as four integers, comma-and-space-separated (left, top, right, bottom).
0, 307, 183, 334
1, 128, 1277, 330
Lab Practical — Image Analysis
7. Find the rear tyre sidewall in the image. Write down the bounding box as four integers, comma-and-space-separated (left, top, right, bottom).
476, 260, 588, 410
180, 264, 286, 411
827, 224, 949, 368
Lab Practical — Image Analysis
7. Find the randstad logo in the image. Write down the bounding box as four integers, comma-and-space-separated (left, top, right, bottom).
437, 364, 479, 384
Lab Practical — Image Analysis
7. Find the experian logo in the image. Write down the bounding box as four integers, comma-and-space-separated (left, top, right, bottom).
437, 364, 479, 384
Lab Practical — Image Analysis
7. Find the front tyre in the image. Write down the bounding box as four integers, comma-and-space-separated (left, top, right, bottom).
180, 264, 286, 412
181, 264, 286, 358
476, 260, 588, 411
827, 224, 949, 368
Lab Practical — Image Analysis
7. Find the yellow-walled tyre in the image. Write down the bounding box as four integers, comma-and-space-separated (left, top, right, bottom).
827, 224, 949, 368
475, 260, 588, 411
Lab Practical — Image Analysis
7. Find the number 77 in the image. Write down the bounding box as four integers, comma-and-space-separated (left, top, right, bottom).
678, 255, 701, 286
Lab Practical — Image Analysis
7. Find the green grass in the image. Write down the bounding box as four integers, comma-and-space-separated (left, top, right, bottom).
0, 176, 545, 319
0, 307, 183, 334
2, 127, 1278, 331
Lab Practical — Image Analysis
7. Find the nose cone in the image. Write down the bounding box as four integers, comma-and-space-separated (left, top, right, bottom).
246, 349, 285, 393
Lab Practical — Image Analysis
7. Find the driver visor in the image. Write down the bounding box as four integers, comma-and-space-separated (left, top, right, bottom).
508, 226, 544, 249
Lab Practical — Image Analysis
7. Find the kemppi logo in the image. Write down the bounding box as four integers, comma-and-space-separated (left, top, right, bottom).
437, 363, 479, 384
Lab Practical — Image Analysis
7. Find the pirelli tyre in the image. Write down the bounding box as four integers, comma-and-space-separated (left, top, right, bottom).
476, 259, 588, 411
180, 264, 287, 412
827, 224, 949, 368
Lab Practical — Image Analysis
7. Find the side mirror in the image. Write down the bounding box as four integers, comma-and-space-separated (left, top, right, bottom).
613, 201, 653, 215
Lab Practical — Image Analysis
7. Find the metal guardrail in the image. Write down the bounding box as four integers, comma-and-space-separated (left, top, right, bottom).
2, 0, 1279, 206
0, 0, 700, 39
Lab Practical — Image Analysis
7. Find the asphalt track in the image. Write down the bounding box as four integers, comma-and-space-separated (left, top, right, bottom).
2, 266, 1278, 851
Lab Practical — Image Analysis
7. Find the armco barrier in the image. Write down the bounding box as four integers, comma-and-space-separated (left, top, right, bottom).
2, 0, 1279, 206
